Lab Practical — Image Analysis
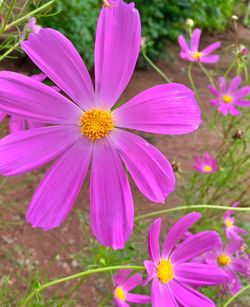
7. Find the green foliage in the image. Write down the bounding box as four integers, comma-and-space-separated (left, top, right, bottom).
40, 0, 237, 68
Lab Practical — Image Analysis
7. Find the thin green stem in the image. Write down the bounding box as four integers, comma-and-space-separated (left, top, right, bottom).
22, 265, 144, 305
135, 205, 250, 221
0, 39, 20, 61
198, 62, 215, 87
223, 284, 250, 307
4, 0, 55, 31
1, 0, 16, 32
141, 48, 170, 83
224, 58, 237, 78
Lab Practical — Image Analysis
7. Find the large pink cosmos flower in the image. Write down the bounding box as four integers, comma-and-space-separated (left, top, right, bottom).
144, 213, 228, 307
206, 239, 250, 295
0, 0, 201, 249
113, 269, 150, 306
224, 202, 248, 241
0, 73, 59, 133
193, 151, 218, 174
178, 28, 221, 64
209, 76, 250, 116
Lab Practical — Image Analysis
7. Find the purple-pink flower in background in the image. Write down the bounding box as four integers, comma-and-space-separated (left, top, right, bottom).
209, 76, 250, 116
144, 212, 227, 307
0, 0, 201, 249
224, 202, 248, 241
193, 151, 218, 174
113, 269, 150, 306
27, 17, 42, 34
206, 239, 250, 295
0, 73, 60, 133
178, 28, 221, 64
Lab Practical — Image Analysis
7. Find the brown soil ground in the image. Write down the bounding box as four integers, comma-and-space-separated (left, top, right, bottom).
0, 26, 250, 306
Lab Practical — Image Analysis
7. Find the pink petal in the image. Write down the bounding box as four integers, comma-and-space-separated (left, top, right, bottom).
115, 84, 201, 134
21, 28, 95, 109
228, 76, 242, 93
9, 117, 26, 133
110, 129, 175, 203
225, 267, 241, 295
162, 212, 201, 258
191, 28, 201, 52
31, 72, 47, 82
236, 99, 250, 107
0, 71, 82, 124
27, 120, 45, 129
235, 85, 250, 98
90, 138, 133, 249
208, 85, 219, 97
0, 125, 81, 176
225, 241, 243, 255
151, 279, 169, 307
0, 111, 6, 121
171, 231, 221, 263
200, 55, 220, 64
123, 273, 142, 291
178, 35, 190, 53
201, 42, 221, 56
114, 269, 132, 286
26, 138, 92, 230
218, 76, 227, 92
144, 260, 156, 285
148, 218, 161, 263
126, 293, 150, 304
94, 0, 141, 109
171, 280, 216, 307
174, 263, 228, 285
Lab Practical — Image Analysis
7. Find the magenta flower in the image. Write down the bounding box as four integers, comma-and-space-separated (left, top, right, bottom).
178, 28, 221, 64
224, 202, 248, 241
0, 0, 201, 249
27, 17, 42, 34
206, 239, 250, 295
0, 73, 60, 133
144, 213, 228, 307
209, 76, 250, 116
193, 151, 218, 174
113, 269, 150, 306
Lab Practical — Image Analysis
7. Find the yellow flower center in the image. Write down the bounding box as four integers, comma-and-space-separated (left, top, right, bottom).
157, 259, 175, 284
217, 254, 231, 266
80, 109, 113, 141
203, 165, 212, 173
222, 95, 233, 104
191, 51, 203, 60
114, 286, 126, 301
225, 218, 233, 228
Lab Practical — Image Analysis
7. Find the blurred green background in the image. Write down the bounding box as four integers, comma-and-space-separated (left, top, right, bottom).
38, 0, 243, 69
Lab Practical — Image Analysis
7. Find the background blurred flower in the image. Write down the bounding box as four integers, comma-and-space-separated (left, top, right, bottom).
113, 269, 150, 306
209, 76, 250, 116
193, 152, 218, 174
178, 28, 221, 64
144, 213, 227, 306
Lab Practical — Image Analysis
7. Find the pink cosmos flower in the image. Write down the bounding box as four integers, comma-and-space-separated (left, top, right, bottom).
224, 202, 248, 241
178, 28, 221, 64
0, 73, 60, 133
206, 239, 250, 295
0, 0, 201, 249
144, 213, 228, 307
113, 269, 150, 306
193, 151, 218, 174
209, 76, 250, 116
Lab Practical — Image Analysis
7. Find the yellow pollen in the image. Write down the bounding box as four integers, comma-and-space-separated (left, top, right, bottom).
157, 259, 175, 284
203, 165, 212, 173
191, 51, 203, 60
225, 218, 234, 228
80, 109, 113, 141
222, 95, 233, 104
114, 286, 126, 301
218, 254, 231, 266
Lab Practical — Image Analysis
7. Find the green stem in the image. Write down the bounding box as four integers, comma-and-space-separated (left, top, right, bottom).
0, 39, 20, 61
224, 58, 237, 78
135, 205, 250, 221
1, 0, 16, 32
141, 48, 170, 83
22, 265, 144, 305
4, 0, 55, 31
223, 284, 250, 307
198, 62, 215, 87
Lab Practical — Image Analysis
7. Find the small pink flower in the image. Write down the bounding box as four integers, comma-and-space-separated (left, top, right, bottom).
209, 76, 250, 116
206, 239, 249, 295
178, 28, 221, 64
193, 152, 218, 174
144, 213, 227, 307
113, 269, 150, 306
224, 202, 248, 241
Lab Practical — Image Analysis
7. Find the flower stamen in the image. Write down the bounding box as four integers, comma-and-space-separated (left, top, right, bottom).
80, 109, 113, 141
225, 218, 234, 228
222, 95, 233, 104
203, 165, 212, 173
191, 51, 203, 61
114, 286, 126, 301
217, 254, 231, 266
157, 259, 175, 284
